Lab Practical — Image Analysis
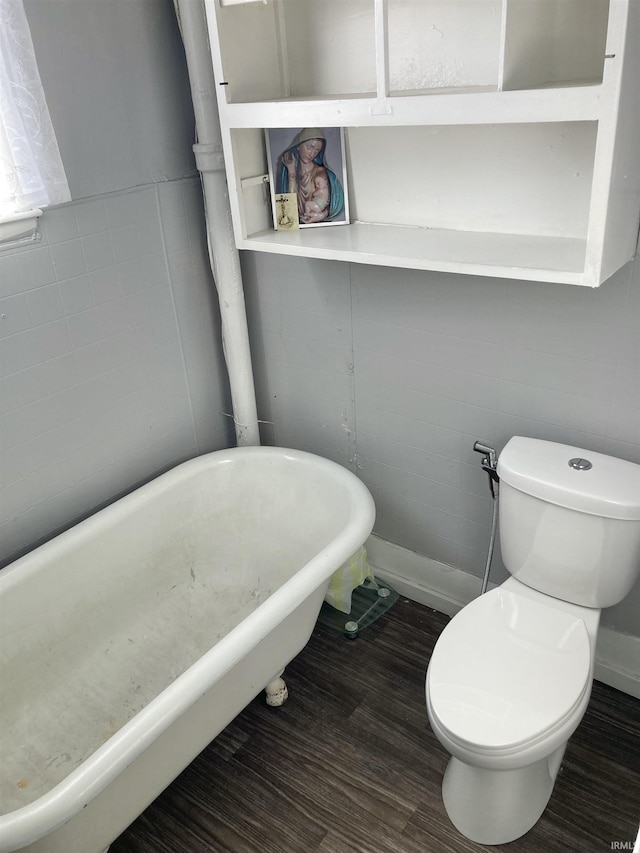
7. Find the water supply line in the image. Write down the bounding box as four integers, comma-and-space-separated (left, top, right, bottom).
473, 441, 500, 595
174, 0, 260, 447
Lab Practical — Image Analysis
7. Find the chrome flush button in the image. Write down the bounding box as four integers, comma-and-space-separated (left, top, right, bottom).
569, 457, 592, 470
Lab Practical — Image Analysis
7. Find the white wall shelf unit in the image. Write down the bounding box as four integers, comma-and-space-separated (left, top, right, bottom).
205, 0, 640, 287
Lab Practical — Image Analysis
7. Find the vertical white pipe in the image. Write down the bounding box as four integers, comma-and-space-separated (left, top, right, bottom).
175, 0, 260, 447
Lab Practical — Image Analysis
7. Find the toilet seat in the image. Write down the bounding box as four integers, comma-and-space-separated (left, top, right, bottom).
427, 588, 591, 753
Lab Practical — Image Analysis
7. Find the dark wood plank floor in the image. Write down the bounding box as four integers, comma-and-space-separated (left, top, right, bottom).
111, 598, 640, 853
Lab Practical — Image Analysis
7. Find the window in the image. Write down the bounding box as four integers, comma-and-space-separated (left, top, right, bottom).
0, 0, 70, 242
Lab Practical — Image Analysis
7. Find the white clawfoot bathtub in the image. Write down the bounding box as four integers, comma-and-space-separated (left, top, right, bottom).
0, 447, 375, 853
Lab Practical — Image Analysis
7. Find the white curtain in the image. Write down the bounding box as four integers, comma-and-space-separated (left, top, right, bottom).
0, 0, 70, 216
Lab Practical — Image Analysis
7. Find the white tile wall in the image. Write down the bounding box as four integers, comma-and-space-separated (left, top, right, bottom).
241, 251, 640, 636
0, 180, 233, 565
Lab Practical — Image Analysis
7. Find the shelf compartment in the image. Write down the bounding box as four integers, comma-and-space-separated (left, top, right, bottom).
500, 0, 610, 91
213, 0, 377, 104
231, 120, 595, 234
227, 120, 597, 284
386, 0, 503, 95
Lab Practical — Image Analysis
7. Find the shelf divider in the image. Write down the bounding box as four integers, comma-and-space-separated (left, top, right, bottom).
374, 0, 389, 100
221, 83, 603, 129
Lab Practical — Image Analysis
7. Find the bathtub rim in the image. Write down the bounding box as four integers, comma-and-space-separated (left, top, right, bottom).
0, 446, 375, 853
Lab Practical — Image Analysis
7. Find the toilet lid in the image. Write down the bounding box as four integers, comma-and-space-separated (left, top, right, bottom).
428, 588, 591, 751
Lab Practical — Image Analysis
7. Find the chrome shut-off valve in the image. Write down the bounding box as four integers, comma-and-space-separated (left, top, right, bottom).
473, 440, 499, 497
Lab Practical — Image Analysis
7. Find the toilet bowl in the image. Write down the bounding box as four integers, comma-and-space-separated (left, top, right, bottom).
426, 578, 599, 843
425, 437, 640, 845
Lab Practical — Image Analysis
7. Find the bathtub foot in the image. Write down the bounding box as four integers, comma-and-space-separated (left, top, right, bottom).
265, 675, 288, 707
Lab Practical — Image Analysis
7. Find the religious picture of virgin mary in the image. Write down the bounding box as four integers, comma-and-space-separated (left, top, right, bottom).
266, 127, 349, 230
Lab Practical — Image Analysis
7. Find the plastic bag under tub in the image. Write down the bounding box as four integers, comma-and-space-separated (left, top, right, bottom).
324, 546, 376, 614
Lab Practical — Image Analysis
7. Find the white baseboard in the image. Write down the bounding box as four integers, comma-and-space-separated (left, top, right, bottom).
366, 534, 640, 700
593, 627, 640, 700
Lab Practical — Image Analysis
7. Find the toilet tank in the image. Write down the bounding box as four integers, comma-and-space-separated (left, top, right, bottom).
497, 437, 640, 608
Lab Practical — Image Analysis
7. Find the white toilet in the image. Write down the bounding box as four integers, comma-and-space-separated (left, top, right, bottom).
426, 436, 640, 845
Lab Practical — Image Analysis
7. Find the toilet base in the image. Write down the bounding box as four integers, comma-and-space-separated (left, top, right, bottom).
441, 744, 566, 845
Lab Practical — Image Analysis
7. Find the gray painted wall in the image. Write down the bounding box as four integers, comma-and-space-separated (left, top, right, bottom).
0, 0, 233, 564
241, 251, 640, 638
24, 0, 197, 200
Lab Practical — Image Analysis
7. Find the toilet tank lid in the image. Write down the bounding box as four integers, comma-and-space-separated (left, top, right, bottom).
497, 437, 640, 520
